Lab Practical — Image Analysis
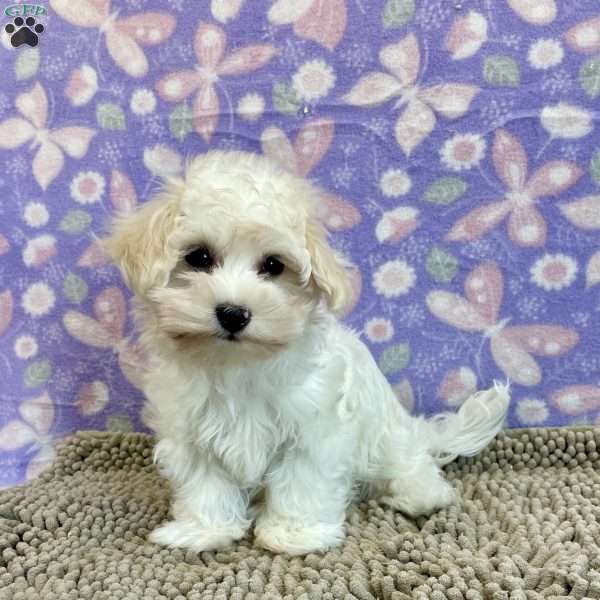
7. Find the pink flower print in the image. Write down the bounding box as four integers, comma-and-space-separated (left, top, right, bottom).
156, 23, 276, 142
365, 317, 394, 343
427, 262, 579, 386
343, 33, 479, 156
530, 254, 578, 291
0, 83, 96, 190
50, 0, 176, 78
447, 129, 582, 246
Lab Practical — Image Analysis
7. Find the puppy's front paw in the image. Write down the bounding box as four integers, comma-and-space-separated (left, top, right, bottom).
149, 519, 247, 552
254, 514, 344, 555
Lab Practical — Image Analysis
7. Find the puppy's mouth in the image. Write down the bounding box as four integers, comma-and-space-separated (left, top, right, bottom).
168, 330, 288, 351
219, 333, 241, 342
218, 331, 289, 350
170, 331, 241, 342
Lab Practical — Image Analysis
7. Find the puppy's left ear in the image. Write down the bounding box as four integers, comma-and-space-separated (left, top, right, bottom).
306, 219, 352, 314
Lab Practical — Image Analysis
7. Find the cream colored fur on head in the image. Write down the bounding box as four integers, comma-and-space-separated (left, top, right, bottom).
104, 150, 510, 556
105, 151, 351, 364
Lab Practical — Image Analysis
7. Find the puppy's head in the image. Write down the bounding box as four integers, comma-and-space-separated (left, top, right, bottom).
104, 151, 351, 362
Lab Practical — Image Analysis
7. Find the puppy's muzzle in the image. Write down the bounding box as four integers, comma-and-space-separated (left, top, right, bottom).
216, 304, 251, 334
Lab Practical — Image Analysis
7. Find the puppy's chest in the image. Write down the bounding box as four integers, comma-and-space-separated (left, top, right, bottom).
198, 380, 296, 487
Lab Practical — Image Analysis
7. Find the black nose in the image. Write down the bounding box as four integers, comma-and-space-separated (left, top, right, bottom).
215, 304, 251, 333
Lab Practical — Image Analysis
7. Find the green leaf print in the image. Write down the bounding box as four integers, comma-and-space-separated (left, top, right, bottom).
382, 0, 415, 28
272, 82, 302, 116
96, 103, 126, 130
590, 148, 600, 187
483, 55, 520, 88
379, 343, 410, 375
169, 103, 194, 141
423, 177, 467, 205
60, 210, 92, 234
427, 247, 459, 283
24, 360, 52, 388
63, 273, 88, 305
580, 57, 600, 99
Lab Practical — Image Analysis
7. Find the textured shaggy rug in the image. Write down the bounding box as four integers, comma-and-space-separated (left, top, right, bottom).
1, 429, 599, 600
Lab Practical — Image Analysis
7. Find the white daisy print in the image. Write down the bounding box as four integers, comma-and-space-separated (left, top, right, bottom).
379, 169, 412, 198
440, 133, 486, 171
516, 398, 549, 425
530, 253, 577, 291
23, 202, 49, 228
527, 39, 564, 70
14, 335, 38, 359
365, 318, 394, 343
21, 283, 56, 317
130, 88, 157, 115
292, 59, 336, 102
70, 171, 105, 204
237, 93, 265, 121
373, 260, 416, 298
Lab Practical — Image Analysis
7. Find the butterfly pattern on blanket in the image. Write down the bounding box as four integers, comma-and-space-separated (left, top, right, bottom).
0, 0, 599, 488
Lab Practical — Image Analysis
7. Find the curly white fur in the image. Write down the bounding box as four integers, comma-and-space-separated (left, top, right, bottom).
104, 151, 509, 556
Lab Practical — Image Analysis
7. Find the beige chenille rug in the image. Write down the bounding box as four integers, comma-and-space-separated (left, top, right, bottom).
1, 428, 599, 599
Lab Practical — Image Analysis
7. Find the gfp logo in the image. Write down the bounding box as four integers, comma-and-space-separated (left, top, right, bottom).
4, 4, 47, 17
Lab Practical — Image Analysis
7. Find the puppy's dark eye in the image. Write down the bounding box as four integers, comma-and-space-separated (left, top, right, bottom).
260, 256, 285, 277
184, 247, 214, 271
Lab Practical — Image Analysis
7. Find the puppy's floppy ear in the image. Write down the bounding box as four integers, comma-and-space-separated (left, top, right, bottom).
305, 219, 352, 314
103, 179, 183, 297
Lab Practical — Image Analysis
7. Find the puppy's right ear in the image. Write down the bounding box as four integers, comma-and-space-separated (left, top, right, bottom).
305, 218, 352, 315
103, 179, 183, 296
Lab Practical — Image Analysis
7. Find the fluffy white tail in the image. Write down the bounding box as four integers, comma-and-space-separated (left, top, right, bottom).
427, 381, 510, 466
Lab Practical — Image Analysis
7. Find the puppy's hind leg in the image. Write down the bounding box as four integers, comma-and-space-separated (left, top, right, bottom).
372, 424, 458, 517
377, 454, 458, 517
372, 383, 509, 517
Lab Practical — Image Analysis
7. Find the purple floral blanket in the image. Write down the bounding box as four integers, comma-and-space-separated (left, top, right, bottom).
0, 0, 599, 488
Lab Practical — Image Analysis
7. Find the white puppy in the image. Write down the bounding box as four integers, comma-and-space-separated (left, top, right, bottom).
105, 151, 509, 556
